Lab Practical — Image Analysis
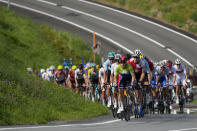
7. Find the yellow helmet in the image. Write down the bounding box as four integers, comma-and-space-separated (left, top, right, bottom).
140, 54, 144, 59
72, 65, 77, 70
96, 65, 99, 70
58, 65, 63, 70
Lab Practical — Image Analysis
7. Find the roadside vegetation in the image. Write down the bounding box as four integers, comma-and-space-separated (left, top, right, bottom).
93, 0, 197, 36
0, 6, 108, 125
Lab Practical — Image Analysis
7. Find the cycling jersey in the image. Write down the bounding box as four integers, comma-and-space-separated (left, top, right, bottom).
47, 71, 55, 82
168, 66, 175, 89
115, 64, 134, 88
68, 70, 75, 82
152, 66, 169, 88
75, 69, 85, 84
55, 70, 66, 84
104, 59, 112, 71
104, 59, 112, 83
89, 69, 99, 84
128, 58, 145, 81
111, 63, 119, 75
173, 64, 187, 86
141, 58, 150, 74
99, 67, 105, 84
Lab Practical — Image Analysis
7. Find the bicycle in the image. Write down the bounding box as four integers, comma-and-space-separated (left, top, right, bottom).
177, 82, 185, 113
157, 84, 165, 114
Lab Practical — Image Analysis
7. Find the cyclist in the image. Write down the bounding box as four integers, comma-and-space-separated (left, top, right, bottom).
104, 52, 115, 107
139, 51, 153, 104
75, 64, 86, 95
47, 65, 56, 82
166, 60, 176, 102
89, 63, 99, 102
173, 58, 187, 104
128, 50, 146, 105
99, 64, 105, 105
40, 68, 47, 80
152, 63, 169, 107
110, 53, 121, 108
54, 65, 66, 87
68, 65, 77, 91
115, 56, 135, 113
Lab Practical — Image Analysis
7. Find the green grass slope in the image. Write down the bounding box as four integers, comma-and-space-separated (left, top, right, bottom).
94, 0, 197, 35
0, 7, 108, 125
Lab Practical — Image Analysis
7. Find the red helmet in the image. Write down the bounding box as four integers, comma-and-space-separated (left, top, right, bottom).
120, 56, 127, 63
166, 60, 172, 67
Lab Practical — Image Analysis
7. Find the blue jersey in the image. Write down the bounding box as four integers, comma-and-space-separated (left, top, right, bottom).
104, 59, 111, 72
142, 58, 150, 74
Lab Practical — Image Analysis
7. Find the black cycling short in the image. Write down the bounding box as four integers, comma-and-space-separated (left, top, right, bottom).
57, 79, 65, 85
77, 78, 85, 86
106, 70, 111, 83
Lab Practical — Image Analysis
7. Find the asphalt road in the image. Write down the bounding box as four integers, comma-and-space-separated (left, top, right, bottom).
1, 0, 197, 131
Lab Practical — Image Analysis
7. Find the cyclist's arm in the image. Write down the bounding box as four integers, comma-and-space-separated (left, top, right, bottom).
173, 74, 176, 85
114, 66, 119, 86
139, 68, 145, 82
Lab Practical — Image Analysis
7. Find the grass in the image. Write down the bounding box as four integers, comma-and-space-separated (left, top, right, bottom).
0, 6, 108, 125
93, 0, 197, 35
191, 99, 197, 104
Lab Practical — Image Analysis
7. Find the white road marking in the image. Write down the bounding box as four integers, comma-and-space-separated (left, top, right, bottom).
0, 0, 133, 54
169, 128, 197, 131
37, 0, 194, 68
78, 0, 197, 44
0, 119, 121, 130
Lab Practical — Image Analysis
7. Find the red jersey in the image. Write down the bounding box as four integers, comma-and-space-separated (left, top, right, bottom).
128, 59, 145, 75
68, 70, 75, 81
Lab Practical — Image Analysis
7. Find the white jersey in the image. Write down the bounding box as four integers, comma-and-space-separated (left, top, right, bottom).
47, 71, 55, 82
111, 63, 119, 75
99, 67, 105, 84
41, 72, 47, 80
173, 64, 186, 79
173, 64, 186, 86
155, 66, 169, 77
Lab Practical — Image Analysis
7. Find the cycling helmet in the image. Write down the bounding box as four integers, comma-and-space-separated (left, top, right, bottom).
140, 54, 144, 59
27, 67, 33, 73
79, 64, 84, 70
40, 69, 45, 73
96, 65, 99, 70
86, 62, 91, 68
114, 54, 121, 60
50, 65, 55, 70
133, 49, 141, 57
72, 65, 77, 70
58, 65, 63, 70
108, 52, 115, 59
175, 58, 181, 65
64, 66, 69, 69
166, 60, 172, 67
120, 56, 127, 63
92, 63, 96, 68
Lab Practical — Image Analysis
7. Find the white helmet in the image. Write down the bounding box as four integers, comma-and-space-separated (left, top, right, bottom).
40, 69, 45, 73
26, 67, 33, 73
175, 58, 181, 65
114, 54, 121, 60
133, 49, 141, 57
50, 65, 55, 70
